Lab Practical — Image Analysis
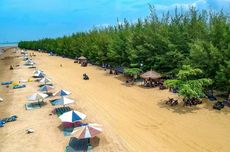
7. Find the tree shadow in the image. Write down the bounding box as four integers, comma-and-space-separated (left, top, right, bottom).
157, 100, 201, 114
28, 66, 36, 69
202, 99, 230, 114
38, 83, 53, 87
158, 98, 230, 114
138, 85, 158, 90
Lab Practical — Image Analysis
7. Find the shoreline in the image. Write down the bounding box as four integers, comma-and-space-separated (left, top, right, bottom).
0, 48, 17, 117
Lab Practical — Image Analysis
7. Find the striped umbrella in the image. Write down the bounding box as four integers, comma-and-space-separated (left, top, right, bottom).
39, 85, 54, 92
59, 110, 86, 123
71, 123, 102, 139
25, 59, 34, 65
33, 70, 42, 74
53, 89, 71, 96
40, 77, 51, 84
54, 96, 75, 105
34, 71, 45, 77
27, 93, 48, 102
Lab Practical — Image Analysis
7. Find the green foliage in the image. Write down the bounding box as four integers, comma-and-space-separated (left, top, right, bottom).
130, 63, 139, 68
177, 65, 203, 80
18, 6, 230, 93
164, 65, 213, 99
124, 68, 142, 76
215, 61, 230, 92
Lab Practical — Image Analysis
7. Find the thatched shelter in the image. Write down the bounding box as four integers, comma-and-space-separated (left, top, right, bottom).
140, 70, 162, 87
78, 56, 87, 63
77, 56, 87, 66
140, 70, 161, 80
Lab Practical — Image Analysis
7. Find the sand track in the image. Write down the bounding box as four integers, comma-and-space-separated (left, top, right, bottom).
1, 49, 230, 152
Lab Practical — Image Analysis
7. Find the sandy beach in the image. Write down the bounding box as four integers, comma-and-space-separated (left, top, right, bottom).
1, 48, 230, 152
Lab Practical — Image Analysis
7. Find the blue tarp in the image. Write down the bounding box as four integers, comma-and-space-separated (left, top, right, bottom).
13, 84, 26, 89
1, 81, 12, 85
0, 115, 17, 127
0, 120, 4, 127
114, 67, 124, 73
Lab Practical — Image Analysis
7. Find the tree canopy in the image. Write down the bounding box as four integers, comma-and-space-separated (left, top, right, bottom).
164, 65, 213, 99
18, 6, 230, 93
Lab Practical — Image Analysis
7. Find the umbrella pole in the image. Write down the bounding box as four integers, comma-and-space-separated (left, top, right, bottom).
88, 138, 90, 144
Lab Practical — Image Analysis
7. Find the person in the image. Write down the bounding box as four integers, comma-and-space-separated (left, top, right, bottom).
10, 65, 13, 70
83, 73, 89, 80
109, 69, 113, 74
60, 64, 62, 67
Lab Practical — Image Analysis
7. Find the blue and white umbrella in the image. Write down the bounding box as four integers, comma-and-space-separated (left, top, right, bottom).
25, 59, 34, 64
39, 77, 51, 84
34, 71, 45, 77
53, 89, 71, 96
59, 110, 86, 123
39, 85, 54, 92
27, 92, 48, 102
52, 96, 75, 105
33, 70, 43, 74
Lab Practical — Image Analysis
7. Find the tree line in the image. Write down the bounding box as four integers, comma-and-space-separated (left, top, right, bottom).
18, 6, 230, 95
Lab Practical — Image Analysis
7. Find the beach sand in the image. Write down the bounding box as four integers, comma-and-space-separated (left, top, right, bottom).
1, 49, 230, 152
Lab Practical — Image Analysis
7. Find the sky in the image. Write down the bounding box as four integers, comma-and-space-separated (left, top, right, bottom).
0, 0, 230, 42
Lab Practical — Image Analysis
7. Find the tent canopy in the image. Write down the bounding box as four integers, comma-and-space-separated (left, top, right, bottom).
78, 56, 87, 60
140, 70, 161, 80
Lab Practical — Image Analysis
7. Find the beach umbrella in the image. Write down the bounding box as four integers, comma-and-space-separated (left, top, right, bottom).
53, 89, 71, 96
25, 59, 34, 65
34, 71, 45, 77
27, 93, 48, 101
33, 69, 42, 74
39, 77, 51, 84
71, 123, 102, 139
0, 97, 3, 102
39, 85, 54, 92
54, 96, 75, 105
59, 110, 86, 123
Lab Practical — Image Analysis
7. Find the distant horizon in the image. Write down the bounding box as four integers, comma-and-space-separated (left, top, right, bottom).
0, 42, 18, 44
1, 0, 230, 42
0, 42, 18, 47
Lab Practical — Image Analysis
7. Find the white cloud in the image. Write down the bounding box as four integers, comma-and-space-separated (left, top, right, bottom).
153, 0, 230, 12
154, 0, 208, 11
95, 23, 110, 28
